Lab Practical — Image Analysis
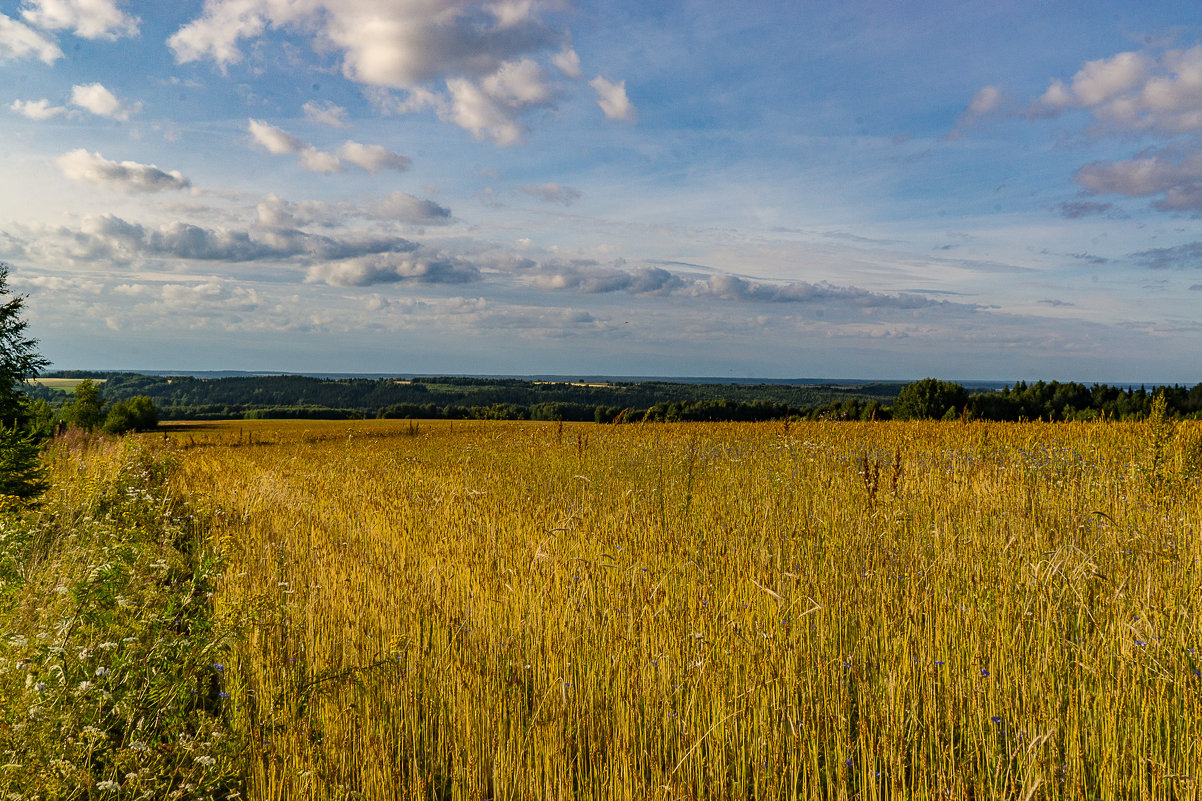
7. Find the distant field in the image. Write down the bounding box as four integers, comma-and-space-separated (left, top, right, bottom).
164, 417, 1200, 798
27, 377, 105, 392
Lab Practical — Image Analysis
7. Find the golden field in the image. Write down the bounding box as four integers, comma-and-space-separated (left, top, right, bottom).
162, 417, 1201, 800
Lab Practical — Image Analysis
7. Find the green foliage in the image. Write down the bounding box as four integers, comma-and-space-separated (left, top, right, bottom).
102, 396, 159, 434
893, 378, 969, 420
0, 427, 47, 501
64, 378, 105, 431
0, 439, 245, 798
0, 263, 49, 504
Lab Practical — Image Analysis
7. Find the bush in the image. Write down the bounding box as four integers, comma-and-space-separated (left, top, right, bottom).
102, 396, 159, 434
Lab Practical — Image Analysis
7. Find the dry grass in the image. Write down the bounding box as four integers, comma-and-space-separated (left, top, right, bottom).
166, 418, 1202, 799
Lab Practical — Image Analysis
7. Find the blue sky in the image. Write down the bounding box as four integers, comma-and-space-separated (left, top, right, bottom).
2, 0, 1201, 380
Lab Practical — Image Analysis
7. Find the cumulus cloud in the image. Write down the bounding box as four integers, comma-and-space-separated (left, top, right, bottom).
255, 191, 451, 229
0, 12, 62, 62
442, 59, 558, 145
170, 0, 560, 85
249, 119, 341, 172
248, 119, 410, 173
297, 147, 343, 173
20, 0, 138, 40
70, 82, 140, 120
256, 194, 340, 229
306, 250, 479, 287
518, 183, 581, 205
248, 118, 306, 154
1038, 50, 1151, 116
56, 149, 191, 192
370, 191, 452, 223
170, 1, 627, 144
302, 99, 348, 127
43, 213, 424, 266
337, 141, 411, 173
9, 98, 67, 119
1073, 147, 1202, 211
695, 275, 940, 308
589, 76, 636, 122
552, 46, 580, 78
967, 45, 1202, 213
522, 260, 684, 296
510, 257, 961, 314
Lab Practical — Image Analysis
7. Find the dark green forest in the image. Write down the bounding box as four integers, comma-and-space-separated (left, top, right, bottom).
23, 372, 1202, 423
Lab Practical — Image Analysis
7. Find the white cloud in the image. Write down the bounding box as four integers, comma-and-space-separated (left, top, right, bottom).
248, 118, 343, 172
0, 12, 63, 63
337, 141, 411, 173
170, 1, 625, 144
1041, 51, 1150, 111
71, 82, 140, 120
9, 98, 67, 119
481, 58, 554, 106
56, 149, 191, 192
970, 45, 1202, 213
298, 147, 343, 173
1074, 149, 1202, 210
255, 191, 452, 228
1034, 46, 1202, 136
370, 191, 452, 223
306, 251, 479, 287
248, 118, 305, 154
170, 0, 559, 85
446, 77, 526, 145
302, 99, 348, 127
552, 46, 580, 78
20, 0, 138, 40
589, 75, 636, 122
442, 58, 558, 144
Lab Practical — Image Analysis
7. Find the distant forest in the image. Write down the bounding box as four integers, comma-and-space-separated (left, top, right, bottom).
24, 372, 1202, 423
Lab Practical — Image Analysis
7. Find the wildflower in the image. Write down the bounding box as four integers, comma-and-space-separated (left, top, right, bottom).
196, 755, 216, 767
980, 668, 990, 677
990, 716, 1003, 724
95, 667, 109, 677
211, 664, 224, 672
97, 780, 119, 792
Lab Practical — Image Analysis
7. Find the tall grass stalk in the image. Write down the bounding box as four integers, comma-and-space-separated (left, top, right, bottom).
171, 419, 1200, 799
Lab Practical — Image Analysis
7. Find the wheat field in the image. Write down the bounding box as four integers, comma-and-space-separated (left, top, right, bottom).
167, 417, 1201, 800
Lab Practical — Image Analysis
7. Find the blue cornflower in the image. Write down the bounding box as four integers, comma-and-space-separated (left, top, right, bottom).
990, 716, 1003, 724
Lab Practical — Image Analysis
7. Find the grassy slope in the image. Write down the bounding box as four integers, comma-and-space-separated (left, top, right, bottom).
0, 434, 243, 799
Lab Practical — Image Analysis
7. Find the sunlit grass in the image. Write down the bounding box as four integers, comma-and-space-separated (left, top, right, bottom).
171, 418, 1201, 799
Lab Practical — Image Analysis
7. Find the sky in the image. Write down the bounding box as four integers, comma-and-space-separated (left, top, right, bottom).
1, 1, 1202, 381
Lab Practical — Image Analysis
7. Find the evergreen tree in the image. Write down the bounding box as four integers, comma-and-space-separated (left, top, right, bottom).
0, 263, 50, 502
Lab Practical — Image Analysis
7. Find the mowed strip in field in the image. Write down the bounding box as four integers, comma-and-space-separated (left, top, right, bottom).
169, 419, 1202, 799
